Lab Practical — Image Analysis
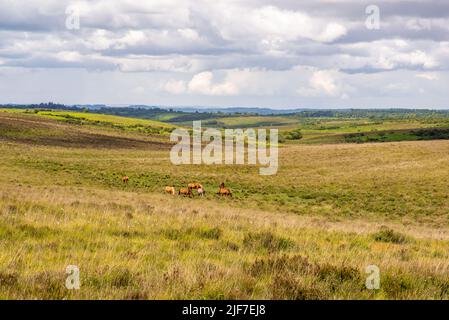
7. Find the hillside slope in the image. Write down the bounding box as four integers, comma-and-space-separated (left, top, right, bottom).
0, 110, 173, 149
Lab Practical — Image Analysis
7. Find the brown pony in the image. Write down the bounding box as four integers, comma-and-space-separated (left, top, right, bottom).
122, 176, 129, 184
178, 187, 193, 197
217, 183, 232, 197
165, 186, 176, 195
188, 183, 203, 190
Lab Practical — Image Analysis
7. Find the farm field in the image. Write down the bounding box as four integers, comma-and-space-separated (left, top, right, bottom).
0, 110, 449, 299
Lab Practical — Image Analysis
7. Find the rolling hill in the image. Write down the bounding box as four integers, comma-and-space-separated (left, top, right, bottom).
1, 108, 449, 299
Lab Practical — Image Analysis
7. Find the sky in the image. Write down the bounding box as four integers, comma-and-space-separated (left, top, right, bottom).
0, 0, 448, 109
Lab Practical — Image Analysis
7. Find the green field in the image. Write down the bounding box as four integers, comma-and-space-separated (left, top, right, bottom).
1, 109, 449, 299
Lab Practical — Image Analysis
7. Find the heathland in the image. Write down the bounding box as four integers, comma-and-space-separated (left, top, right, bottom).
0, 107, 448, 299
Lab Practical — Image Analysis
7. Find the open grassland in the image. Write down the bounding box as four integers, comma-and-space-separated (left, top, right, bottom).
0, 111, 449, 299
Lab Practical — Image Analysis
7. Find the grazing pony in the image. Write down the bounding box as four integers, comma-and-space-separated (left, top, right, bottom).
122, 176, 129, 184
178, 187, 193, 197
188, 183, 203, 190
165, 186, 176, 195
197, 187, 205, 197
217, 183, 232, 197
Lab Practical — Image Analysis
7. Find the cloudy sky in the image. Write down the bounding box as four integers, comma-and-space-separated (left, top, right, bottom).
0, 0, 448, 109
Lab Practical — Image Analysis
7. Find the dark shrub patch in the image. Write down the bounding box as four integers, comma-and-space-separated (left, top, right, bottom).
270, 274, 324, 300
372, 227, 409, 244
382, 273, 413, 298
110, 230, 145, 238
0, 271, 19, 287
225, 242, 240, 251
162, 228, 186, 240
31, 271, 67, 299
5, 204, 19, 214
249, 254, 314, 277
243, 231, 294, 252
162, 227, 222, 240
196, 227, 222, 240
316, 263, 361, 282
109, 268, 136, 288
16, 223, 55, 239
249, 255, 363, 298
124, 290, 149, 300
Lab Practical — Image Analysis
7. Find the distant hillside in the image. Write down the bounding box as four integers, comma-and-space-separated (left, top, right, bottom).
2, 103, 449, 121
0, 109, 172, 149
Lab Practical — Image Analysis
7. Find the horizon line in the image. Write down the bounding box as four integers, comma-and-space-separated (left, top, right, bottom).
1, 103, 449, 111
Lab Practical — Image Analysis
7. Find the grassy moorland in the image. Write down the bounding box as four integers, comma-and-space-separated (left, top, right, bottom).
0, 110, 449, 299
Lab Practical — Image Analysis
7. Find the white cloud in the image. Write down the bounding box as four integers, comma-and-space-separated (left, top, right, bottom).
298, 69, 347, 98
317, 23, 347, 43
212, 4, 347, 46
310, 70, 340, 96
163, 79, 187, 94
406, 18, 432, 31
188, 71, 239, 96
0, 0, 448, 108
177, 28, 200, 40
55, 51, 82, 62
390, 50, 438, 69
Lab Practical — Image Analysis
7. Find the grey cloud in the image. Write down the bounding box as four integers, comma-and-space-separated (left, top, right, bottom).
0, 0, 447, 108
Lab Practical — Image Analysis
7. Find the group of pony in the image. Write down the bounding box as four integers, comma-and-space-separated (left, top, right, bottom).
168, 182, 232, 197
122, 176, 232, 197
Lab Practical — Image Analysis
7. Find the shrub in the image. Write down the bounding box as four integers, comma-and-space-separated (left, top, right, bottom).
381, 273, 413, 298
284, 128, 303, 140
372, 227, 409, 244
196, 227, 222, 240
316, 263, 360, 283
0, 271, 19, 287
243, 231, 294, 252
162, 226, 222, 240
270, 274, 324, 300
108, 268, 136, 288
249, 254, 314, 277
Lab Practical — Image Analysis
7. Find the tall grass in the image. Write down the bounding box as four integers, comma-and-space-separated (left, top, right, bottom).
1, 185, 449, 299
